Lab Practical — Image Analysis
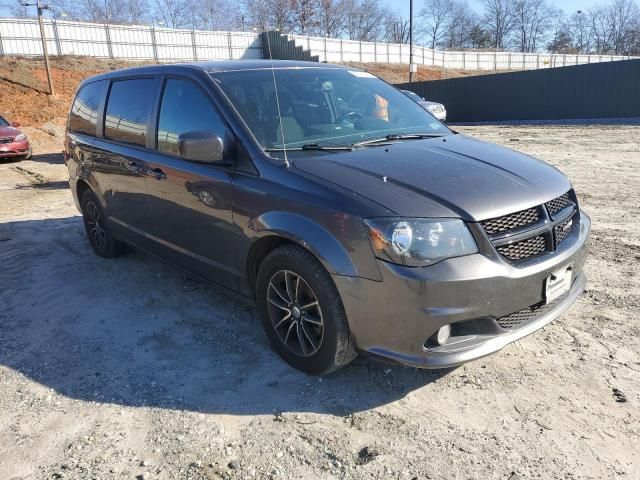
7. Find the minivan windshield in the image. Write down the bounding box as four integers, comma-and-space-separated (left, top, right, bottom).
210, 67, 450, 150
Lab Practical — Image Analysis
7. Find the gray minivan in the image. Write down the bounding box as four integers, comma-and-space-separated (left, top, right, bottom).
65, 60, 590, 374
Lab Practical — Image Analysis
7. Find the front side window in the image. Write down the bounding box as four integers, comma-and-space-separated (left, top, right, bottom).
104, 78, 157, 147
211, 68, 450, 150
157, 78, 225, 156
69, 80, 105, 136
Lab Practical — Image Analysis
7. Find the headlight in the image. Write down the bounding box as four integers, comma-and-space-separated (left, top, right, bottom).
364, 218, 478, 266
14, 133, 27, 142
427, 105, 444, 113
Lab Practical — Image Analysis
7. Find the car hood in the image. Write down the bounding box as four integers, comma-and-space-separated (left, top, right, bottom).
292, 134, 571, 221
0, 126, 20, 137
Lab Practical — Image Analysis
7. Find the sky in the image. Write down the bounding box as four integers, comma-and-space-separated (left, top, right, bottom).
0, 0, 620, 23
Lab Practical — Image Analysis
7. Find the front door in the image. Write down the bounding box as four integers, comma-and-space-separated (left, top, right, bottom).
144, 76, 239, 290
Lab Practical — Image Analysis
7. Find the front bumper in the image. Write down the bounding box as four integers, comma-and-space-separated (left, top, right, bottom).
333, 211, 591, 368
0, 140, 31, 158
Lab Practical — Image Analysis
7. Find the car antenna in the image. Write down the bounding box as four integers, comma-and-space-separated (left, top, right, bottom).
265, 32, 290, 168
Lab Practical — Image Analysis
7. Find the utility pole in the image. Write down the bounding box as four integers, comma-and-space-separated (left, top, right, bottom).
409, 0, 415, 83
22, 1, 54, 95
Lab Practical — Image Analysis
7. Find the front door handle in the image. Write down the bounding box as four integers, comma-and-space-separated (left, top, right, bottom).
147, 167, 166, 180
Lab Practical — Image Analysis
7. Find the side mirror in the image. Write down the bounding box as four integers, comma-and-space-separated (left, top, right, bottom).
178, 131, 228, 164
11, 121, 21, 128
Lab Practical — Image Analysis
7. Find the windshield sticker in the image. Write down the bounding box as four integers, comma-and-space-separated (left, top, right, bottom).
348, 71, 376, 78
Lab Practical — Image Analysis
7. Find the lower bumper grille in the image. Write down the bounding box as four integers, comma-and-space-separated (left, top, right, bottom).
497, 285, 573, 330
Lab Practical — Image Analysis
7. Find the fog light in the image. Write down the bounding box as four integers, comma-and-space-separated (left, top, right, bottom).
436, 325, 451, 345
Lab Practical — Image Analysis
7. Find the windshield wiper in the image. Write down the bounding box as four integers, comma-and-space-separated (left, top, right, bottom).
266, 143, 353, 152
352, 133, 445, 148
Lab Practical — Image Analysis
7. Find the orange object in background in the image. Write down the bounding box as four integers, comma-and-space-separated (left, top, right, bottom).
374, 94, 389, 121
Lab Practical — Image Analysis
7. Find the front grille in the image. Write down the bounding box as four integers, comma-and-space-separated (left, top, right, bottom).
480, 190, 579, 265
546, 192, 571, 217
554, 213, 575, 245
480, 207, 540, 235
0, 137, 13, 144
497, 287, 572, 329
496, 235, 547, 262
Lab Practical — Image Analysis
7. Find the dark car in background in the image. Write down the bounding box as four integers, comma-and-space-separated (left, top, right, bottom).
0, 115, 31, 160
65, 61, 590, 374
402, 89, 447, 121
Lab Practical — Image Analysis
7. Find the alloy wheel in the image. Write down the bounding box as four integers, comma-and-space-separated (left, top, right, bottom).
85, 200, 107, 250
266, 270, 324, 357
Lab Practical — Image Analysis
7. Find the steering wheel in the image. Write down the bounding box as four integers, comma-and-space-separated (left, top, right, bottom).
336, 111, 362, 123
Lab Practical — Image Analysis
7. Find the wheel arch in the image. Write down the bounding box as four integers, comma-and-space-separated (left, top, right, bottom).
76, 178, 92, 202
245, 212, 361, 294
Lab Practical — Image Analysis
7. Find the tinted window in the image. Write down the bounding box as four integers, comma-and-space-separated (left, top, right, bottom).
104, 78, 156, 147
157, 78, 225, 156
69, 80, 105, 136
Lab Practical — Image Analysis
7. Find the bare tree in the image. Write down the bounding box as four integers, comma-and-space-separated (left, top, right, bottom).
607, 0, 640, 54
547, 10, 574, 53
314, 0, 346, 37
443, 0, 477, 49
191, 0, 239, 30
384, 14, 410, 44
243, 0, 271, 31
468, 23, 492, 48
419, 0, 454, 49
271, 0, 295, 31
568, 10, 591, 52
291, 0, 317, 34
511, 0, 556, 52
588, 4, 615, 53
77, 0, 148, 23
343, 0, 386, 41
482, 0, 515, 48
153, 0, 191, 28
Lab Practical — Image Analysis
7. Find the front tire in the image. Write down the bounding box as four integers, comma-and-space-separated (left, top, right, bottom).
80, 189, 125, 258
256, 244, 356, 375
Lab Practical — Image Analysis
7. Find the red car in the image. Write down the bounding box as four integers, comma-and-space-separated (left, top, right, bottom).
0, 115, 31, 160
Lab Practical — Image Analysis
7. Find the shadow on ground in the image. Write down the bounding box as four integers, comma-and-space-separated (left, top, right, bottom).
29, 152, 64, 165
0, 152, 64, 165
0, 216, 451, 417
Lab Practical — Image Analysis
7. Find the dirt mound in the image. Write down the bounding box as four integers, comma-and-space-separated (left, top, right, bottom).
0, 56, 149, 127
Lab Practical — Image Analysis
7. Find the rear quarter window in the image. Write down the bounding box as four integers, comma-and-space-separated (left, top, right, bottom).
69, 80, 105, 136
104, 78, 157, 147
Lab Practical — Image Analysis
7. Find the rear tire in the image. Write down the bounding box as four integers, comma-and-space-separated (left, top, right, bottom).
256, 244, 356, 375
80, 189, 125, 258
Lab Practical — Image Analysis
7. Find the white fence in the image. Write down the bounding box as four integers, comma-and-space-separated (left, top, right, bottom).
0, 17, 636, 69
0, 18, 262, 61
289, 34, 637, 70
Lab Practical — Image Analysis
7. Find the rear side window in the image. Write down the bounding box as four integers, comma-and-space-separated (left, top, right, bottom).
157, 78, 225, 156
104, 78, 157, 147
69, 80, 105, 136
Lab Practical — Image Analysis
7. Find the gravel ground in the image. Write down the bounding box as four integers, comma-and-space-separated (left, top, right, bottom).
0, 124, 638, 480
